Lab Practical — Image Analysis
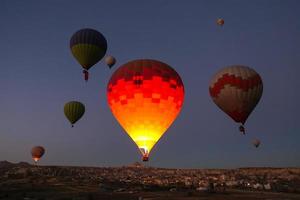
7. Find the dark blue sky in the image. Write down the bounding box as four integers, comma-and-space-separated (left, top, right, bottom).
0, 0, 299, 168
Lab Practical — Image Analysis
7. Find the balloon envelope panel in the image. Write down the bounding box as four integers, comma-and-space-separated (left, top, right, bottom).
64, 101, 85, 125
209, 65, 263, 124
31, 146, 45, 161
107, 59, 184, 157
70, 28, 107, 70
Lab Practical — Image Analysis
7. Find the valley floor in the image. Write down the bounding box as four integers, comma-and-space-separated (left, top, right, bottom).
1, 186, 300, 200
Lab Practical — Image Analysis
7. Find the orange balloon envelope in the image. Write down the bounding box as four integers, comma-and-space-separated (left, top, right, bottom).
31, 146, 45, 164
107, 59, 184, 161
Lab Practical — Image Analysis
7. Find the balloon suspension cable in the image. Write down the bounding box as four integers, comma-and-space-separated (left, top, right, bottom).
83, 70, 89, 82
239, 125, 245, 135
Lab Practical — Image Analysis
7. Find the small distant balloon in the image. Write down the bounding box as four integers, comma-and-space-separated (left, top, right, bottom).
217, 18, 224, 26
253, 139, 261, 148
31, 146, 45, 164
70, 28, 107, 81
105, 55, 116, 69
64, 101, 85, 127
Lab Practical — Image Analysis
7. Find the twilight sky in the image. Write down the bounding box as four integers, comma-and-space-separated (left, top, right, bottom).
0, 0, 299, 168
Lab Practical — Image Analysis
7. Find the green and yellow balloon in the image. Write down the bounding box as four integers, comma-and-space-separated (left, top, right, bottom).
64, 101, 85, 127
70, 28, 107, 81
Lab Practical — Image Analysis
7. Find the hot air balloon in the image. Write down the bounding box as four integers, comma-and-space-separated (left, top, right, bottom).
107, 59, 184, 161
70, 28, 107, 81
253, 139, 261, 148
105, 55, 116, 69
31, 146, 45, 164
64, 101, 85, 127
217, 18, 224, 26
209, 65, 263, 134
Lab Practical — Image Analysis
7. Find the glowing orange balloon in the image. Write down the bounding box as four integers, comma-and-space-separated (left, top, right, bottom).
107, 59, 184, 161
31, 146, 45, 164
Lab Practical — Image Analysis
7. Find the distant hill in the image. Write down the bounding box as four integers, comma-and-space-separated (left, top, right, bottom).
0, 160, 299, 194
0, 161, 31, 168
0, 160, 13, 168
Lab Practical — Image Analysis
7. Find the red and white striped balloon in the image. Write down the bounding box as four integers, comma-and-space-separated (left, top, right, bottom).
209, 65, 263, 133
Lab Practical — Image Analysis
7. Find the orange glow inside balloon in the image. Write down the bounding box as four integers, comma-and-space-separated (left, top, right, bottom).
107, 60, 184, 160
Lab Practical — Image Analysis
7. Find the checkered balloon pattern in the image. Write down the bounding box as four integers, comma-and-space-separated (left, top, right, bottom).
107, 59, 184, 159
